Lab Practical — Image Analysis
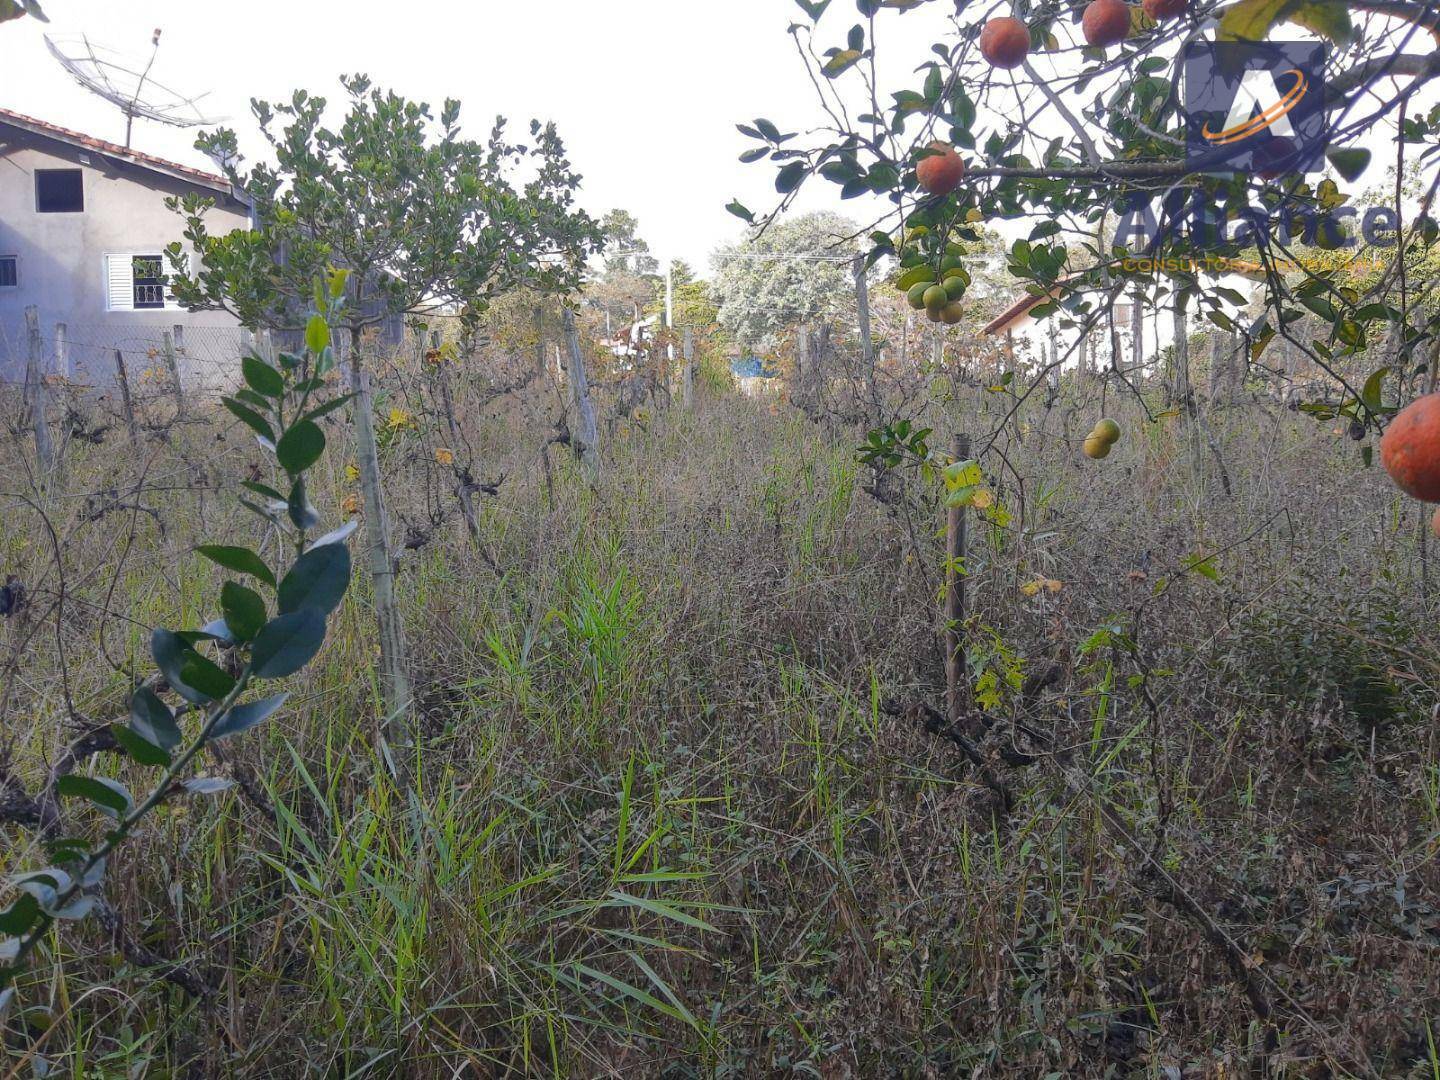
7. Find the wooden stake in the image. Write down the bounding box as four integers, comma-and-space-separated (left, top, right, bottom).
54, 323, 69, 379
533, 306, 548, 382
853, 254, 877, 419
945, 432, 970, 726
113, 350, 138, 442
161, 329, 184, 414
682, 327, 695, 409
561, 308, 600, 480
349, 341, 413, 744
23, 306, 54, 474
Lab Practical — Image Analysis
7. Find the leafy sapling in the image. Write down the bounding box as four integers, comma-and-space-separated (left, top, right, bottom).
0, 272, 356, 1001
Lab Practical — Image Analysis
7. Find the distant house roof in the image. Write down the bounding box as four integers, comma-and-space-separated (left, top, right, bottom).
0, 107, 240, 198
731, 357, 774, 379
982, 273, 1089, 336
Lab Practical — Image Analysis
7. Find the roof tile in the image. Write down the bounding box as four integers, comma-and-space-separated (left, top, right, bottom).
0, 106, 230, 191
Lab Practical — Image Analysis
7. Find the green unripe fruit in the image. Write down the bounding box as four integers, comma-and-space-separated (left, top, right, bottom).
1082, 435, 1112, 459
1092, 418, 1121, 444
907, 282, 930, 309
941, 301, 964, 324
940, 254, 963, 273
943, 276, 967, 301
923, 284, 948, 312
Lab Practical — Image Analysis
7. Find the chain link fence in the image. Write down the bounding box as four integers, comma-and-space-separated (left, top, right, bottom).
0, 319, 252, 398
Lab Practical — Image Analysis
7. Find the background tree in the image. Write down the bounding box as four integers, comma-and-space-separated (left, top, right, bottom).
600, 209, 659, 276
710, 210, 859, 353
168, 76, 602, 746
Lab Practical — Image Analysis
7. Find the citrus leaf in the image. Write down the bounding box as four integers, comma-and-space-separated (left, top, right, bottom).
57, 775, 132, 819
275, 421, 325, 476
277, 542, 351, 617
195, 545, 275, 588
251, 610, 327, 679
130, 686, 180, 750
823, 48, 862, 77
1326, 147, 1370, 182
220, 581, 267, 642
152, 629, 218, 705
209, 692, 288, 739
241, 354, 284, 398
110, 723, 170, 767
305, 314, 330, 354
221, 397, 275, 444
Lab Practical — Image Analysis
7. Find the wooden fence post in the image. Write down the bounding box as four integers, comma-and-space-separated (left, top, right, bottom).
562, 308, 600, 480
1130, 287, 1145, 373
945, 432, 970, 726
1170, 297, 1189, 408
113, 349, 139, 442
682, 327, 695, 409
794, 322, 810, 411
54, 323, 69, 379
23, 306, 54, 475
349, 347, 413, 742
534, 306, 548, 382
854, 253, 878, 419
161, 329, 184, 413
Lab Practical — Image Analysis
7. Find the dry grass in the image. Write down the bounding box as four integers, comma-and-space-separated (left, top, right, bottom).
1, 354, 1437, 1077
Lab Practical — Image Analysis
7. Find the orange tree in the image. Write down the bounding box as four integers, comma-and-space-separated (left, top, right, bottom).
166, 77, 602, 744
731, 0, 1440, 445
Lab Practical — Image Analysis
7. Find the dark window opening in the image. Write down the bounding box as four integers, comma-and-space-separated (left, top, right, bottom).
0, 258, 15, 288
35, 169, 84, 213
132, 255, 166, 309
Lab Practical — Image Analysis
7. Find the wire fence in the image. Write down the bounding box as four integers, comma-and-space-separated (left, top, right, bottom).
0, 320, 253, 398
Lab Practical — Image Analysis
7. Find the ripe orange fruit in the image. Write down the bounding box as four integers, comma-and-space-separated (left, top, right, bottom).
979, 17, 1030, 69
1082, 0, 1131, 47
1142, 0, 1186, 18
916, 142, 966, 196
1381, 393, 1440, 502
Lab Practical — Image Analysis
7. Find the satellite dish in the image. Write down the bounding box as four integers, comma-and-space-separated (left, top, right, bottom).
45, 30, 224, 148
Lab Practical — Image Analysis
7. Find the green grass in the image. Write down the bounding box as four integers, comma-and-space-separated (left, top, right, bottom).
1, 366, 1437, 1076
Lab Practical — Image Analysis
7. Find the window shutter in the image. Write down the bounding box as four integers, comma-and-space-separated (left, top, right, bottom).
106, 255, 134, 311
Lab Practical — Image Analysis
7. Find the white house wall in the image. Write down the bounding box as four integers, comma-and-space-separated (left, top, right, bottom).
0, 138, 250, 386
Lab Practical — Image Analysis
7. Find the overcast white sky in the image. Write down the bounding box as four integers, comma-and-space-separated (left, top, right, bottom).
2, 1, 956, 270
5, 0, 1427, 319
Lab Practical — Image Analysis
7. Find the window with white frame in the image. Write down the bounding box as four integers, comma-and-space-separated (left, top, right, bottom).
105, 253, 175, 311
0, 257, 16, 288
